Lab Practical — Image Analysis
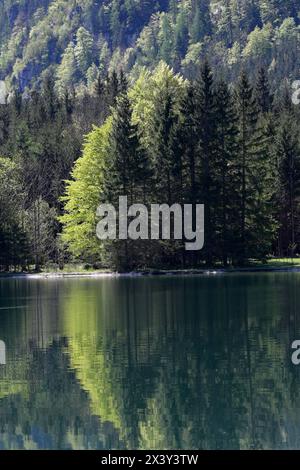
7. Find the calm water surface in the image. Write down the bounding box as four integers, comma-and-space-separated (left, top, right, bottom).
0, 273, 300, 450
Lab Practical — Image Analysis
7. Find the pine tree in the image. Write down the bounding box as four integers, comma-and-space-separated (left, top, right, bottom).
241, 0, 262, 32
159, 14, 173, 63
99, 39, 111, 76
107, 92, 147, 204
106, 71, 120, 107
255, 67, 273, 113
110, 0, 123, 48
181, 84, 198, 203
74, 27, 94, 76
190, 0, 212, 43
235, 71, 256, 263
86, 63, 99, 89
217, 0, 234, 47
41, 73, 59, 121
151, 90, 177, 204
234, 71, 276, 264
194, 61, 217, 266
56, 42, 77, 96
277, 115, 300, 256
214, 80, 239, 266
105, 92, 143, 270
174, 7, 188, 60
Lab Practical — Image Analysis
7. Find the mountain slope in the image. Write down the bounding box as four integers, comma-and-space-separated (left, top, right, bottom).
0, 0, 299, 92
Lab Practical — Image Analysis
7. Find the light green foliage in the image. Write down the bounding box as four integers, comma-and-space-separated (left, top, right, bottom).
243, 24, 273, 66
60, 119, 112, 260
74, 27, 94, 76
86, 63, 99, 89
56, 42, 77, 95
130, 62, 187, 149
181, 42, 204, 77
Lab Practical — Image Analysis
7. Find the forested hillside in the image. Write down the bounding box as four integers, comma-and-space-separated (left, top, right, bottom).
0, 0, 299, 93
1, 1, 300, 272
1, 61, 299, 271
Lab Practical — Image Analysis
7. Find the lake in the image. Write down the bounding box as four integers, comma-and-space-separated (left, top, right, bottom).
0, 273, 300, 450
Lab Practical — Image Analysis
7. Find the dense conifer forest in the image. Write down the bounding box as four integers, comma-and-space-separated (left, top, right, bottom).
0, 1, 300, 271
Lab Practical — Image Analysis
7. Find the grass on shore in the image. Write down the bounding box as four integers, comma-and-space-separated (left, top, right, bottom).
260, 258, 300, 268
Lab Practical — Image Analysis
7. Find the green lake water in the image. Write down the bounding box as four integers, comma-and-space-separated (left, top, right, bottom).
0, 273, 300, 450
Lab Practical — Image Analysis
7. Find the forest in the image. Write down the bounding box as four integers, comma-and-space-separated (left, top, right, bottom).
0, 1, 300, 92
0, 0, 300, 271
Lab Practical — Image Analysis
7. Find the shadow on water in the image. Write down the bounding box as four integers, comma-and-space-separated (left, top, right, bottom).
0, 274, 300, 449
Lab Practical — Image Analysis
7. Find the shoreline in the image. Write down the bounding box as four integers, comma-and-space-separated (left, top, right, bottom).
1, 266, 300, 279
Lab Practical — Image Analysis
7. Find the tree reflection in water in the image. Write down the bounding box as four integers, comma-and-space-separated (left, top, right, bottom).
0, 274, 300, 449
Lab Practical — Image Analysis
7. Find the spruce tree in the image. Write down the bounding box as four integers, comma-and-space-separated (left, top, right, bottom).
74, 27, 94, 76
105, 92, 144, 270
151, 91, 177, 205
234, 71, 276, 264
174, 8, 188, 61
194, 61, 217, 266
277, 115, 300, 256
181, 84, 198, 203
190, 0, 212, 43
255, 67, 273, 114
235, 71, 257, 263
214, 80, 239, 266
160, 14, 173, 63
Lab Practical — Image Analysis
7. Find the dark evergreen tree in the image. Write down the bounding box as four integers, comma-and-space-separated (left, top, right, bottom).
194, 61, 217, 266
104, 92, 145, 270
174, 8, 189, 61
214, 80, 239, 266
234, 71, 276, 264
255, 67, 273, 114
190, 0, 212, 42
150, 88, 178, 205
181, 85, 198, 203
277, 116, 300, 256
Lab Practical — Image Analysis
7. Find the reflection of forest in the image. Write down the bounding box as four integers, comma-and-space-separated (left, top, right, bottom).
1, 275, 300, 450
